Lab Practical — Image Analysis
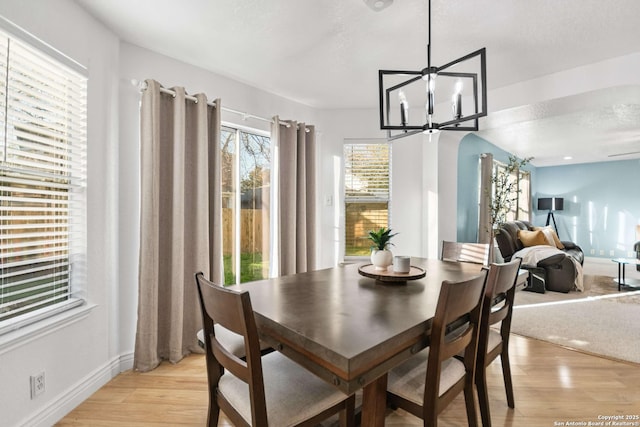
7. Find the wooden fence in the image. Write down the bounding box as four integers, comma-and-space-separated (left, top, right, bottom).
222, 208, 267, 255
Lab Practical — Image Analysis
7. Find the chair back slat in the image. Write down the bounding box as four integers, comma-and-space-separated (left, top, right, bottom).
441, 241, 490, 265
483, 259, 522, 329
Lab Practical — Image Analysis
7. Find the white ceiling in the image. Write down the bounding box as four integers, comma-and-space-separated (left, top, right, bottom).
75, 0, 640, 166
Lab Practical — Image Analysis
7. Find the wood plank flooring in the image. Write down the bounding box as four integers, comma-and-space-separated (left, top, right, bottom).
57, 334, 640, 426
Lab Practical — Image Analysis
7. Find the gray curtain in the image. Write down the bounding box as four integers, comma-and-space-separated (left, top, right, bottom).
478, 152, 493, 245
271, 117, 316, 276
134, 79, 223, 372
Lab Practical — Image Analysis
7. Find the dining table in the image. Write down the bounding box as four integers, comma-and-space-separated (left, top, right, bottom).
231, 257, 527, 426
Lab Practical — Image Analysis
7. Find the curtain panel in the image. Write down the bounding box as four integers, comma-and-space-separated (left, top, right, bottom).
270, 117, 317, 276
478, 152, 493, 245
134, 79, 223, 372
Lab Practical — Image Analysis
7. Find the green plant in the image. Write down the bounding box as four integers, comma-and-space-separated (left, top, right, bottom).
367, 227, 397, 251
489, 155, 532, 228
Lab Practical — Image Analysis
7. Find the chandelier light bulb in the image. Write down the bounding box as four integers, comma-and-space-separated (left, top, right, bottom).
451, 80, 463, 120
398, 90, 409, 126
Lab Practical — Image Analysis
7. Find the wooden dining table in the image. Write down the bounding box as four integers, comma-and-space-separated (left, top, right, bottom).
232, 257, 527, 426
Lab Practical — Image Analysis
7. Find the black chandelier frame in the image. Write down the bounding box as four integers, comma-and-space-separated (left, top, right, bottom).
378, 0, 488, 141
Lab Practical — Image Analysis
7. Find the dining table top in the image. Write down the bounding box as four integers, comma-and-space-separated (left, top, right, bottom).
232, 257, 492, 394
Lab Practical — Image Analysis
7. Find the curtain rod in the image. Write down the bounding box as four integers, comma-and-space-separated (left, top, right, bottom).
134, 79, 308, 130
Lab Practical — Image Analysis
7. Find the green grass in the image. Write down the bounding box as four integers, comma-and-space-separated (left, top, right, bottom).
223, 252, 267, 284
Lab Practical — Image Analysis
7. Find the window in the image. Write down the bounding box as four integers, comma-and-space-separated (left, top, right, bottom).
220, 126, 270, 284
344, 142, 391, 257
0, 28, 87, 333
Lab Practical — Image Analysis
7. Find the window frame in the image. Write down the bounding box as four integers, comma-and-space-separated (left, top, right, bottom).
343, 139, 392, 260
0, 21, 87, 336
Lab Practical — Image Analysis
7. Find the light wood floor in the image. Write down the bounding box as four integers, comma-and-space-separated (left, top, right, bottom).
57, 334, 640, 427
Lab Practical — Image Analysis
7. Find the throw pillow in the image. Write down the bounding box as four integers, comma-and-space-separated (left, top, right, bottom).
540, 228, 558, 248
533, 226, 565, 249
517, 229, 549, 247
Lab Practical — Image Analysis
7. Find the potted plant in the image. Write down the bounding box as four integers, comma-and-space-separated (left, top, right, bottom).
368, 227, 397, 271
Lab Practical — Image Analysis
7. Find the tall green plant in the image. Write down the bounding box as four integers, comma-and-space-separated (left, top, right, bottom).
490, 155, 532, 228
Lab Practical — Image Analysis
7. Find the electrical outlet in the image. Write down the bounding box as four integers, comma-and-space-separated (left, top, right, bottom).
609, 250, 614, 256
599, 250, 604, 255
30, 372, 45, 399
590, 249, 595, 255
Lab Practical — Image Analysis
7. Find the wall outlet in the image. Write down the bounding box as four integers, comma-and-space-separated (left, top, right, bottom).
590, 249, 595, 255
599, 250, 604, 255
609, 250, 615, 256
30, 372, 45, 399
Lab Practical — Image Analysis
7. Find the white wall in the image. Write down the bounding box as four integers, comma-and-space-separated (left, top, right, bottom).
0, 1, 120, 426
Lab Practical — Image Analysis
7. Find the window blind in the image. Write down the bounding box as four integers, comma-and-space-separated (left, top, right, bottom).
344, 143, 390, 201
0, 29, 87, 330
344, 142, 391, 256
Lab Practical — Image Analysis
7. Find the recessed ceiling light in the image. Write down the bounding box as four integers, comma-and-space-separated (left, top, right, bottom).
364, 0, 393, 11
563, 156, 573, 160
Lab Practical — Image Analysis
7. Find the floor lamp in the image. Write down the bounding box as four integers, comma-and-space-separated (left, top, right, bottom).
538, 197, 564, 237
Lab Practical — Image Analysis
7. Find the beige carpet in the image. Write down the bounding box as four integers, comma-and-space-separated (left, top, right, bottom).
511, 275, 640, 364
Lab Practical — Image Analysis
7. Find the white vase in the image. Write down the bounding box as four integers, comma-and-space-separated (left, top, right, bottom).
371, 249, 393, 271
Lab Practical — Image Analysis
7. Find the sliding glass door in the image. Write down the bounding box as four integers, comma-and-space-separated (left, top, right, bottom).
220, 126, 271, 284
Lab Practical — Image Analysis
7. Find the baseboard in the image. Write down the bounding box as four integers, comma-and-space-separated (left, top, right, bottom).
20, 351, 134, 427
584, 256, 613, 265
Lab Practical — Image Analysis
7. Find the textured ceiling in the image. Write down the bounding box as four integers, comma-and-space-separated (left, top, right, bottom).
74, 0, 640, 166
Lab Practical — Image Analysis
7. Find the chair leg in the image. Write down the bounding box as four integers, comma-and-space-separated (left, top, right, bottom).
500, 352, 515, 408
339, 395, 356, 427
207, 402, 220, 427
464, 382, 479, 427
475, 365, 492, 427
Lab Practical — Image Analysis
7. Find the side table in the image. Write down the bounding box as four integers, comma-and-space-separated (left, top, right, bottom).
611, 258, 640, 291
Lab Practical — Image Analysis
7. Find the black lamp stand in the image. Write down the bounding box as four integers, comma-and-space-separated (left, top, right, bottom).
545, 211, 559, 237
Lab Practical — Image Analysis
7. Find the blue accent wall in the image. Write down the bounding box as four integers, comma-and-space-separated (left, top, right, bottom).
535, 159, 640, 258
456, 133, 640, 258
456, 134, 536, 243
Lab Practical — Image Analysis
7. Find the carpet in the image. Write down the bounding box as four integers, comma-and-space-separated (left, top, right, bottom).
510, 275, 640, 364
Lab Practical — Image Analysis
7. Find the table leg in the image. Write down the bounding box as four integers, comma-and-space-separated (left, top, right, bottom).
618, 262, 622, 291
361, 374, 388, 427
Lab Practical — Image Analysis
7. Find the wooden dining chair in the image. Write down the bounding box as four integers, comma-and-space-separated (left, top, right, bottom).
194, 272, 355, 427
441, 241, 491, 266
386, 272, 488, 427
475, 258, 522, 427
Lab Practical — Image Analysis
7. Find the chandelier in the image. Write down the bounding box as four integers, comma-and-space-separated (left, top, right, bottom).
378, 0, 487, 140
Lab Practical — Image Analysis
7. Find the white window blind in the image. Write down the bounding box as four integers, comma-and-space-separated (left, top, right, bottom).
344, 142, 391, 256
344, 143, 390, 201
0, 28, 87, 332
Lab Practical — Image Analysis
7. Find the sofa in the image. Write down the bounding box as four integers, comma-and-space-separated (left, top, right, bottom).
495, 220, 584, 293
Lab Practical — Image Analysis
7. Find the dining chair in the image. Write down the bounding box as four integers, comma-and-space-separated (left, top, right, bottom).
475, 258, 522, 427
194, 272, 356, 427
386, 272, 488, 427
441, 241, 490, 266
